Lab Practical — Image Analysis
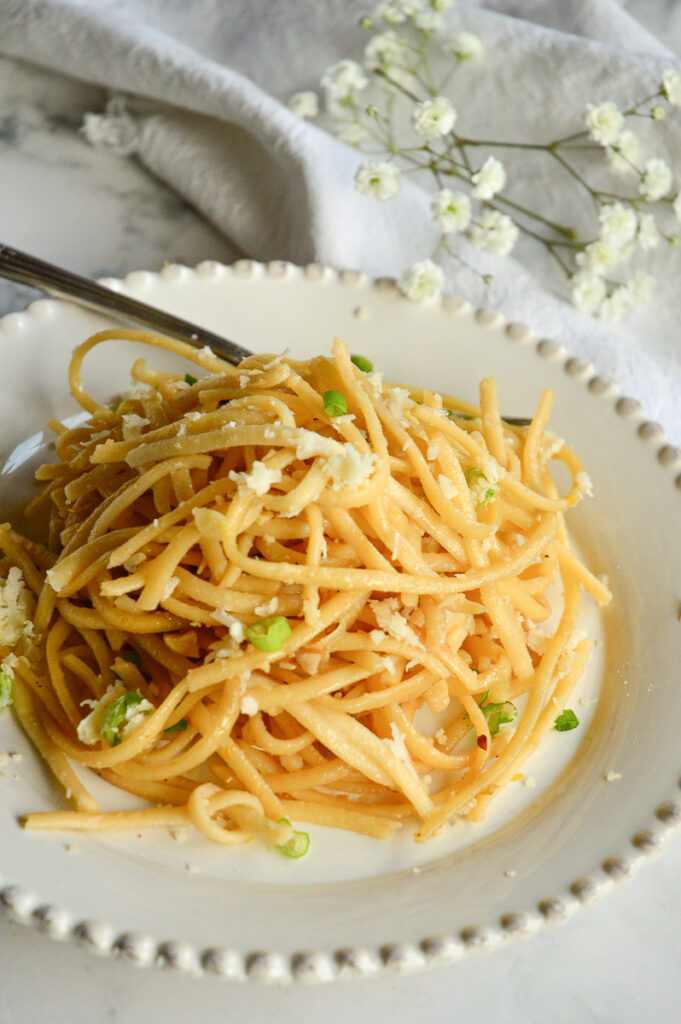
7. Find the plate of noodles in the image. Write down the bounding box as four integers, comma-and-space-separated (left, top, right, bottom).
0, 259, 679, 982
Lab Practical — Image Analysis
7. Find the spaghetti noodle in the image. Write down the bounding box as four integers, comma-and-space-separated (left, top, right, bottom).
0, 329, 611, 851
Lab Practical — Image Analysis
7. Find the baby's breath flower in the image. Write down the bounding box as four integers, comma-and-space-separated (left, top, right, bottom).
599, 285, 632, 323
412, 95, 457, 137
397, 0, 427, 16
570, 271, 606, 315
445, 31, 484, 60
673, 193, 681, 222
606, 129, 640, 175
470, 210, 518, 256
651, 106, 666, 121
575, 238, 627, 275
336, 120, 369, 146
471, 156, 506, 200
288, 91, 319, 119
640, 157, 672, 201
598, 202, 637, 246
431, 188, 471, 232
584, 101, 623, 146
373, 1, 407, 23
432, 0, 455, 9
355, 159, 401, 200
626, 272, 655, 308
413, 9, 444, 31
637, 213, 660, 252
321, 60, 369, 100
400, 259, 445, 301
364, 30, 410, 71
662, 68, 681, 106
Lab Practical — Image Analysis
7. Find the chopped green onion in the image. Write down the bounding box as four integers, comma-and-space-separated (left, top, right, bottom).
0, 672, 13, 711
121, 650, 142, 670
101, 690, 144, 747
164, 718, 188, 735
465, 466, 498, 506
479, 690, 517, 736
351, 354, 373, 373
323, 390, 348, 417
246, 615, 292, 652
446, 409, 473, 421
275, 817, 310, 859
554, 709, 579, 732
184, 373, 198, 386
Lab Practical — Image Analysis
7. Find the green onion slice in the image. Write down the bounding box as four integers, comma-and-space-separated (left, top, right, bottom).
478, 690, 517, 736
184, 373, 198, 386
322, 390, 348, 417
350, 354, 373, 373
465, 466, 498, 506
275, 818, 310, 859
246, 615, 292, 652
0, 672, 13, 710
554, 709, 579, 732
101, 690, 144, 747
164, 719, 188, 735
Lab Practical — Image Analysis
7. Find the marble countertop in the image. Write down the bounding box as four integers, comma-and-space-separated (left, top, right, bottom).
1, 4, 680, 1022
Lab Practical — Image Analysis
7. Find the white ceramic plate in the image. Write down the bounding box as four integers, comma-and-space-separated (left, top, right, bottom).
0, 260, 680, 983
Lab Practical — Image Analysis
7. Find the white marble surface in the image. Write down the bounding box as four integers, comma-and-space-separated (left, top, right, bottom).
1, 4, 681, 1023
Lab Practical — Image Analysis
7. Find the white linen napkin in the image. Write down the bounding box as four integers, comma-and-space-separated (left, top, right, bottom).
1, 0, 679, 436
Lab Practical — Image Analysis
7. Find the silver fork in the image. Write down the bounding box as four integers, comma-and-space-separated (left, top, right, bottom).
0, 244, 530, 425
0, 243, 251, 366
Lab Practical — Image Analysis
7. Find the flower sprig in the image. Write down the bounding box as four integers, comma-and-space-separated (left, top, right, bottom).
288, 0, 681, 320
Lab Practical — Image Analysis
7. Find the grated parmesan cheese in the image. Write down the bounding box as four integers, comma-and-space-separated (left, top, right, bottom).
0, 568, 34, 646
240, 695, 259, 717
370, 598, 423, 649
437, 474, 458, 500
229, 461, 282, 497
324, 443, 377, 491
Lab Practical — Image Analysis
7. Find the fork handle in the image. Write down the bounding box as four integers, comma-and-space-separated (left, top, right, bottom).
0, 244, 252, 366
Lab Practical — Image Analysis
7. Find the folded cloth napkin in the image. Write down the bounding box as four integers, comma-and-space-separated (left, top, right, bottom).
1, 0, 679, 437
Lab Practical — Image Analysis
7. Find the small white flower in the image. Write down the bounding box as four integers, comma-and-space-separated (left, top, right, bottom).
471, 156, 506, 200
336, 120, 368, 146
431, 188, 471, 232
355, 160, 401, 200
288, 91, 319, 119
673, 193, 681, 222
445, 31, 484, 60
598, 202, 637, 246
637, 213, 660, 252
575, 238, 627, 275
400, 259, 445, 302
640, 157, 672, 201
373, 1, 408, 23
413, 9, 444, 30
606, 129, 640, 175
599, 286, 633, 323
570, 271, 606, 315
364, 30, 410, 71
321, 60, 369, 100
412, 95, 457, 137
626, 273, 654, 308
584, 101, 623, 146
662, 68, 681, 106
397, 0, 427, 16
469, 210, 518, 256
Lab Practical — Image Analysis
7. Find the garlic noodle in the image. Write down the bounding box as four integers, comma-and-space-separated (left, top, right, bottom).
0, 329, 611, 852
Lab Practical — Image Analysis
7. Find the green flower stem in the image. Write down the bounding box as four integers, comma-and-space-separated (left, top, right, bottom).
491, 192, 576, 238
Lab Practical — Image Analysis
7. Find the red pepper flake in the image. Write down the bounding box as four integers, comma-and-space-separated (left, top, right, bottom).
477, 734, 488, 750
